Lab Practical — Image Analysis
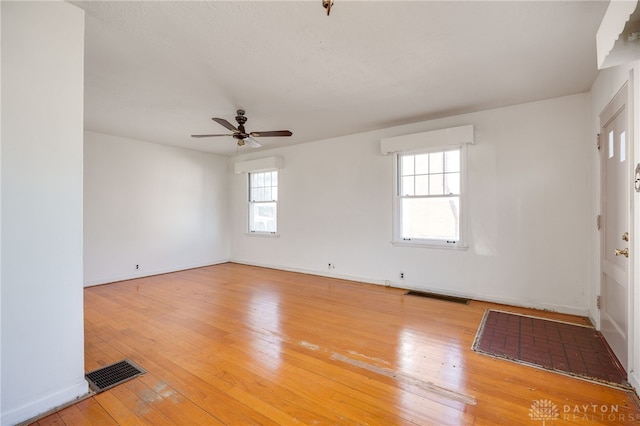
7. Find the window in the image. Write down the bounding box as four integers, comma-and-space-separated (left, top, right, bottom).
249, 170, 278, 234
395, 147, 464, 247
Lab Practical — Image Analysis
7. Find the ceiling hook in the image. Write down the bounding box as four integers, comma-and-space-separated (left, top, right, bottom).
322, 0, 333, 16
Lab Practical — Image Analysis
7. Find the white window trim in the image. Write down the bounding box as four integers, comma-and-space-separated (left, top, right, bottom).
234, 156, 283, 238
246, 231, 280, 239
247, 169, 279, 237
391, 145, 470, 250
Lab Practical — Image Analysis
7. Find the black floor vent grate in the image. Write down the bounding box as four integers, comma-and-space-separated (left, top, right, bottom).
85, 359, 146, 393
405, 290, 470, 305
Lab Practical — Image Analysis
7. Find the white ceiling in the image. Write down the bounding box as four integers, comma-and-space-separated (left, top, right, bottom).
73, 1, 609, 156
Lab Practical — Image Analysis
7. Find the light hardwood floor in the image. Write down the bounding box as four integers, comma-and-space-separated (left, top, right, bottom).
33, 263, 640, 425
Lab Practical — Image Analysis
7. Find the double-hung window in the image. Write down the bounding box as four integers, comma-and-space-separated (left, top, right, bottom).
395, 147, 464, 247
249, 170, 278, 234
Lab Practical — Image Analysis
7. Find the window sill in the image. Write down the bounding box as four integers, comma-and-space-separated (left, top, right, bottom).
392, 240, 469, 251
246, 232, 280, 238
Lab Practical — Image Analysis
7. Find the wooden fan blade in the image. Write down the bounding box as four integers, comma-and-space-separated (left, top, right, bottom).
191, 134, 234, 138
249, 130, 292, 137
212, 117, 238, 132
244, 137, 263, 148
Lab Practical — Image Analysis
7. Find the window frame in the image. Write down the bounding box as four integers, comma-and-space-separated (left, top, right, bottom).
392, 145, 469, 250
247, 169, 279, 236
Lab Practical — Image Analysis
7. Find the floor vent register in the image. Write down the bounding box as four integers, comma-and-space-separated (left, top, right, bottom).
85, 359, 146, 393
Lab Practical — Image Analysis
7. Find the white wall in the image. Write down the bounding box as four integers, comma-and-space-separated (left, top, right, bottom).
589, 61, 640, 391
1, 0, 4, 418
230, 94, 591, 315
1, 2, 88, 424
84, 131, 230, 286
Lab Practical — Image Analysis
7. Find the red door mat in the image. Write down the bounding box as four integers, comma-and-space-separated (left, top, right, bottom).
472, 309, 631, 389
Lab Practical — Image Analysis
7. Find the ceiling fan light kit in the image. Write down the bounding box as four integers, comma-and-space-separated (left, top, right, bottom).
191, 109, 292, 149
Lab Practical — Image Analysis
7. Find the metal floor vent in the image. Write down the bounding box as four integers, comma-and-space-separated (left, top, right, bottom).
85, 359, 146, 393
405, 290, 470, 305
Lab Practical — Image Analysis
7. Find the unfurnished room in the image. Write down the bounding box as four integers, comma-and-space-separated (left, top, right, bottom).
2, 1, 640, 425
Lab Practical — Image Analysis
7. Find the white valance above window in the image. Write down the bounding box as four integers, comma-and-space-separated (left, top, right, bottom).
380, 125, 474, 155
234, 156, 283, 174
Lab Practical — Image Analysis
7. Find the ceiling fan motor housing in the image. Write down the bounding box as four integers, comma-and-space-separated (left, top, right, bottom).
234, 109, 248, 139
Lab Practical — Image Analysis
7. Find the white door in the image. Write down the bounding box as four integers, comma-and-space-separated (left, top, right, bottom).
600, 83, 630, 370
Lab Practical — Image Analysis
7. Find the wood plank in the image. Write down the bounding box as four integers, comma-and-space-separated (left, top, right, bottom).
31, 413, 65, 426
30, 263, 640, 425
56, 398, 116, 426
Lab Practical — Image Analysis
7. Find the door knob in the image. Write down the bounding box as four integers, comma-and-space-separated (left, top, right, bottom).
614, 248, 629, 257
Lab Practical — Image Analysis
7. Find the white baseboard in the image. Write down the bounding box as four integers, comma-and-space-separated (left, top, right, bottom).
466, 295, 588, 317
229, 259, 388, 286
628, 370, 640, 394
2, 381, 88, 426
229, 259, 590, 317
83, 259, 230, 287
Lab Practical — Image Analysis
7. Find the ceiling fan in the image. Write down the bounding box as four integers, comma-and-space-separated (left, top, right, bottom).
191, 109, 292, 148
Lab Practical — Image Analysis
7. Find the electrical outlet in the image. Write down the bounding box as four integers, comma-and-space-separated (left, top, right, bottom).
136, 264, 139, 270
400, 272, 404, 279
328, 263, 335, 270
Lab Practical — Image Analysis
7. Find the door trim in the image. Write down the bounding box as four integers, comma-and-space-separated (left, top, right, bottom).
599, 82, 632, 371
598, 80, 635, 377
